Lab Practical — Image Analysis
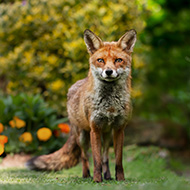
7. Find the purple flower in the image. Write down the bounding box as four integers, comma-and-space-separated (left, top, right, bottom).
22, 0, 27, 6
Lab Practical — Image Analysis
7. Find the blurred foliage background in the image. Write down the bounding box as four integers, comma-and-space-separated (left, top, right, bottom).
0, 0, 146, 114
0, 0, 189, 154
137, 0, 190, 144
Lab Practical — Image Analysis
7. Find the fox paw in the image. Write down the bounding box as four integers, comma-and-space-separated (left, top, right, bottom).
93, 175, 103, 183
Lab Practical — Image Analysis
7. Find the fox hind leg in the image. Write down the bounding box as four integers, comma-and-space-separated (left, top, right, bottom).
79, 130, 91, 178
102, 131, 112, 180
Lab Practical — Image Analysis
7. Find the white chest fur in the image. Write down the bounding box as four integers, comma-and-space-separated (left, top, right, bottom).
90, 77, 131, 130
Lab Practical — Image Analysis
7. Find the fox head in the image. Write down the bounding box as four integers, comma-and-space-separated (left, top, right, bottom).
84, 29, 136, 82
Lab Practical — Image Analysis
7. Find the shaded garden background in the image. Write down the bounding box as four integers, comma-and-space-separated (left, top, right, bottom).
0, 0, 190, 155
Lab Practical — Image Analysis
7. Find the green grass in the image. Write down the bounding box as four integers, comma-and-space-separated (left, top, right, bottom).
0, 145, 189, 190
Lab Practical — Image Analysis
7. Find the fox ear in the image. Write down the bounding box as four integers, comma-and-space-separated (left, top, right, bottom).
117, 29, 137, 53
84, 29, 103, 54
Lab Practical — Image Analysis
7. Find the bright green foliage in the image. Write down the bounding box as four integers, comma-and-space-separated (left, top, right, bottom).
0, 93, 67, 154
0, 0, 145, 115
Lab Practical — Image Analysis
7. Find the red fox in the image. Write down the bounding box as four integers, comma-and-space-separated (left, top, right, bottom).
27, 29, 137, 182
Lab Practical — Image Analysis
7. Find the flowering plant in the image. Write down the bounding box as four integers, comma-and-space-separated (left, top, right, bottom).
0, 93, 70, 155
0, 0, 144, 116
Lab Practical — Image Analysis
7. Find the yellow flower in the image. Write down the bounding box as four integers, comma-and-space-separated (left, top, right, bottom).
19, 132, 33, 144
0, 123, 4, 133
50, 79, 64, 92
24, 51, 34, 64
48, 55, 58, 65
37, 127, 52, 141
0, 143, 4, 156
9, 116, 26, 129
25, 15, 33, 22
0, 135, 8, 144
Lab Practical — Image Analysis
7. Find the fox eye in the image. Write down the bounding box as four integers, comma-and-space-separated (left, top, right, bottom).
97, 58, 104, 63
115, 58, 123, 63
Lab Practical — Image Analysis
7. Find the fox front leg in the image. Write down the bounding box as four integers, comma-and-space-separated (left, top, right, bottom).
90, 124, 103, 182
113, 128, 125, 181
102, 131, 112, 180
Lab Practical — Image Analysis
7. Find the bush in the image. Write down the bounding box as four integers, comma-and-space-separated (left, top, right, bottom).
138, 0, 190, 138
0, 93, 68, 155
0, 0, 145, 115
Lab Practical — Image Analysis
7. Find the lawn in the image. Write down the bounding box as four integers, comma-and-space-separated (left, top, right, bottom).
0, 145, 189, 190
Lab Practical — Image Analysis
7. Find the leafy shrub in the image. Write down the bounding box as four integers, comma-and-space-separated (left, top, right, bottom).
0, 0, 146, 115
0, 93, 68, 155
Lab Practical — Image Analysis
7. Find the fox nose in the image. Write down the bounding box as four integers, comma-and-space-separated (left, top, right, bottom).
105, 69, 113, 76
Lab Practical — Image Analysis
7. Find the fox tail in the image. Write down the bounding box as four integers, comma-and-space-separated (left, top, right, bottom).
26, 132, 81, 171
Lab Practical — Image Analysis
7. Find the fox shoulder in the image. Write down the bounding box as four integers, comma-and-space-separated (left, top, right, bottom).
67, 77, 88, 100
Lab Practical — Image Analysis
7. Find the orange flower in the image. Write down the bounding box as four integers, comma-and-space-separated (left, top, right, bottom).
0, 123, 4, 133
58, 123, 70, 134
9, 120, 16, 128
0, 143, 4, 156
9, 116, 26, 129
0, 135, 8, 144
19, 132, 33, 144
37, 127, 52, 141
